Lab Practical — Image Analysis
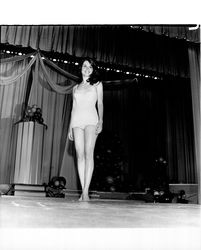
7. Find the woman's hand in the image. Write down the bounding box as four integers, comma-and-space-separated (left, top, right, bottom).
96, 120, 103, 134
68, 128, 74, 141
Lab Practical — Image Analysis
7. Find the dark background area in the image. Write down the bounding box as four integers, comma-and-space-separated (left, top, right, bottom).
91, 75, 195, 192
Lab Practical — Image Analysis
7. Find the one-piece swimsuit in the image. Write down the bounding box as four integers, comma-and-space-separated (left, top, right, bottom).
70, 84, 98, 129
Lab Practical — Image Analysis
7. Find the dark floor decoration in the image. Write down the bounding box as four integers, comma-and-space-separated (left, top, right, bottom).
46, 176, 66, 198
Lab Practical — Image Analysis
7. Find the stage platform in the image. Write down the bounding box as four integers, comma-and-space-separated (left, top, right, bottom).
0, 195, 201, 250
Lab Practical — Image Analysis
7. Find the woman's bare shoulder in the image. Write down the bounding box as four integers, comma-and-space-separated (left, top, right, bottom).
94, 81, 103, 87
72, 84, 78, 92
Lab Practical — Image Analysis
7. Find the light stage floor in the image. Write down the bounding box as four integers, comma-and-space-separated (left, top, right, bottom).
0, 196, 201, 250
0, 195, 201, 228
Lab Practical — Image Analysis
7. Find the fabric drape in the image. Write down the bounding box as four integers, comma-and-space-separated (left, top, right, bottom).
0, 51, 78, 186
28, 63, 76, 186
0, 52, 78, 93
0, 52, 78, 186
0, 55, 36, 85
0, 59, 30, 183
38, 54, 78, 94
0, 52, 35, 64
188, 45, 201, 204
165, 79, 196, 183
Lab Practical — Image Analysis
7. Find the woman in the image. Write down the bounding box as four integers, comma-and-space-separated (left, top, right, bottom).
69, 58, 103, 201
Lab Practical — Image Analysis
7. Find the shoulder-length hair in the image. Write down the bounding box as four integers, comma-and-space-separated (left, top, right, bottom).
79, 57, 100, 85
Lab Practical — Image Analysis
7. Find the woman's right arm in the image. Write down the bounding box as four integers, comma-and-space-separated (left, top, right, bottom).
68, 116, 73, 141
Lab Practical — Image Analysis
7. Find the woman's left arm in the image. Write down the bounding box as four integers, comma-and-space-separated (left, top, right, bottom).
96, 82, 103, 134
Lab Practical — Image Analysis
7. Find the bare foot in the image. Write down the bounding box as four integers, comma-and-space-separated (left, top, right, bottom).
82, 193, 90, 201
78, 194, 83, 201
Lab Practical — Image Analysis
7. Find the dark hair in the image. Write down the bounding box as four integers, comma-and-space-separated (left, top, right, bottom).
80, 57, 100, 85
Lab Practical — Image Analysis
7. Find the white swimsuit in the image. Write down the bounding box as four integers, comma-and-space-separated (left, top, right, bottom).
70, 84, 99, 129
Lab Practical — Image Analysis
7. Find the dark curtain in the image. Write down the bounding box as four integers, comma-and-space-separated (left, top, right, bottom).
94, 76, 196, 191
188, 44, 200, 204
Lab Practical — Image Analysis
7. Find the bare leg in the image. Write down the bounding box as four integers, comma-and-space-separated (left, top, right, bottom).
73, 127, 85, 201
83, 125, 98, 201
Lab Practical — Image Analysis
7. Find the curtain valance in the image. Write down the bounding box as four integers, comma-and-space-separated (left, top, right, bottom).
1, 25, 191, 78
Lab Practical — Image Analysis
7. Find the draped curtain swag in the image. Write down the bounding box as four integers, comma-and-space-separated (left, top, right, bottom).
0, 53, 37, 85
0, 51, 79, 186
0, 52, 78, 93
0, 59, 29, 183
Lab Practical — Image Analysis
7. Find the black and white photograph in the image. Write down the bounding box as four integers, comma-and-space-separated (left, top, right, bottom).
0, 5, 200, 249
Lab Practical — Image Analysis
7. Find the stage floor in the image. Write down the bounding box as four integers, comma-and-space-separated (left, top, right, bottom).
0, 196, 201, 250
0, 195, 201, 228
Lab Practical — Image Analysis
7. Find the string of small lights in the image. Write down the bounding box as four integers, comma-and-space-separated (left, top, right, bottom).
129, 25, 200, 43
1, 46, 163, 80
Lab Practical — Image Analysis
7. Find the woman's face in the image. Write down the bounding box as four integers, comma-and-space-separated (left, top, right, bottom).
81, 60, 93, 78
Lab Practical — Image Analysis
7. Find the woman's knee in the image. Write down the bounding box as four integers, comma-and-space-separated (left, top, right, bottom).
85, 149, 94, 161
76, 151, 85, 161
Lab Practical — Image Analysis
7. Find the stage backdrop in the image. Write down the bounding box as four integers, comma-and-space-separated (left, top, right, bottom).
0, 25, 200, 201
